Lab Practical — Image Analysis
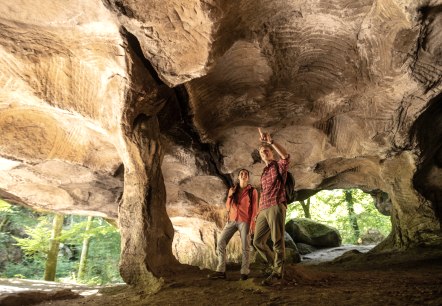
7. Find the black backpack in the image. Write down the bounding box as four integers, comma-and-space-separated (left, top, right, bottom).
273, 163, 297, 204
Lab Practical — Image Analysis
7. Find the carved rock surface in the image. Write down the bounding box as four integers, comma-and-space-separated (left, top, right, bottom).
1, 0, 442, 281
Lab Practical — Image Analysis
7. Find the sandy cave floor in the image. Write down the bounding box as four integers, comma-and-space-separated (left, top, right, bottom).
1, 246, 442, 306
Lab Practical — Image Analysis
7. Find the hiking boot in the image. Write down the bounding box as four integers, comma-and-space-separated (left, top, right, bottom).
207, 271, 226, 279
261, 273, 282, 286
240, 274, 248, 281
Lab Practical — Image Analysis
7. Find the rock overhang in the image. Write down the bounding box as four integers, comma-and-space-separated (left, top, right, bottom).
0, 0, 441, 278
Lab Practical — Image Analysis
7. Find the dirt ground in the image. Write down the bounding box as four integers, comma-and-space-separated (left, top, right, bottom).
1, 246, 442, 306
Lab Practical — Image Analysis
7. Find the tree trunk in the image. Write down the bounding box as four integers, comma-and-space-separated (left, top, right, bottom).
77, 216, 93, 280
345, 190, 360, 242
0, 216, 10, 232
300, 198, 311, 219
0, 199, 10, 231
44, 213, 64, 281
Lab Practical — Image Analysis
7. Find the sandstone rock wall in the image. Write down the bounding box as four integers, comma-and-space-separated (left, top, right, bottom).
0, 0, 441, 285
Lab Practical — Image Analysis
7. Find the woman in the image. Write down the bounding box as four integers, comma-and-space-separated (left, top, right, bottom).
208, 168, 259, 281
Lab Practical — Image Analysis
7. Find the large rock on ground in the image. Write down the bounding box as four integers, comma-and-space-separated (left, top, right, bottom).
286, 218, 342, 248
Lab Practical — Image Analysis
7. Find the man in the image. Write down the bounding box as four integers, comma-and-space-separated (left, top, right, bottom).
208, 169, 258, 281
253, 128, 290, 286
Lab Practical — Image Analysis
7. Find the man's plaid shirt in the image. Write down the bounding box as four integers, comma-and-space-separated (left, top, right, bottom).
259, 155, 290, 211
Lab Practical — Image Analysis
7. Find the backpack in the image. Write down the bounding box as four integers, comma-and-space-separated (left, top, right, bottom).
273, 163, 297, 204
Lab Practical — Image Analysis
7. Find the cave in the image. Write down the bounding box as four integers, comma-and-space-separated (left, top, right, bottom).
0, 0, 441, 305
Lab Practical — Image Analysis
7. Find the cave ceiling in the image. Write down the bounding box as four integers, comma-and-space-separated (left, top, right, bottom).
0, 0, 441, 226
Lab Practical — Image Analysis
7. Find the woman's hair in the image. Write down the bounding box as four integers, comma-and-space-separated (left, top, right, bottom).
231, 168, 249, 205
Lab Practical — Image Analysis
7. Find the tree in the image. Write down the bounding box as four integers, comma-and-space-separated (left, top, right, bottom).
299, 198, 312, 219
44, 214, 64, 281
0, 200, 12, 231
14, 217, 51, 259
77, 216, 93, 280
59, 216, 123, 284
345, 190, 360, 242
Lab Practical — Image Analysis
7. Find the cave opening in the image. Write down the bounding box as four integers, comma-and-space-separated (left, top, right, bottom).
287, 189, 392, 249
0, 200, 122, 286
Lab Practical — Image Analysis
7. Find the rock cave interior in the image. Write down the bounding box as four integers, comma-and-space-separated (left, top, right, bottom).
0, 0, 441, 305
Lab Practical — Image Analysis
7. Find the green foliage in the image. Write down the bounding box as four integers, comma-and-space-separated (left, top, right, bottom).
55, 257, 78, 281
0, 199, 12, 212
13, 217, 52, 258
71, 218, 122, 285
287, 201, 301, 219
1, 257, 45, 279
0, 232, 9, 245
1, 200, 43, 272
0, 201, 40, 231
0, 203, 122, 285
287, 189, 391, 244
79, 228, 122, 285
60, 218, 117, 243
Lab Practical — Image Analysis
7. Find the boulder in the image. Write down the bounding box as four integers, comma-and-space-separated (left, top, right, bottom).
285, 232, 302, 263
286, 218, 342, 248
296, 243, 318, 255
358, 229, 385, 245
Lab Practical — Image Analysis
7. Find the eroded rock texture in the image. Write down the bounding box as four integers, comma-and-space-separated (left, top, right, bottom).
1, 0, 442, 286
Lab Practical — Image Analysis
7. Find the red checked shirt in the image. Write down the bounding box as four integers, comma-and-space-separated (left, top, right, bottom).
226, 184, 259, 231
259, 155, 290, 211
